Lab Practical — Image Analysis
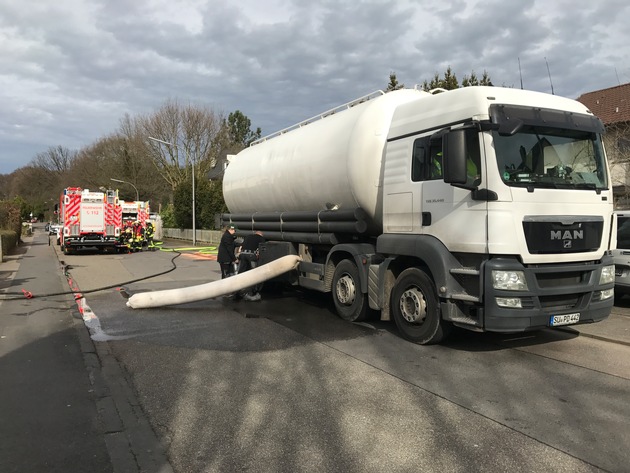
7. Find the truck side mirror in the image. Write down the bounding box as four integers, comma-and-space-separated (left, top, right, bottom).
443, 129, 468, 185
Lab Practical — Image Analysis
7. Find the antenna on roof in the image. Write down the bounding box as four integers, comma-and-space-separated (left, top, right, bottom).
518, 57, 524, 89
615, 67, 621, 85
545, 57, 555, 95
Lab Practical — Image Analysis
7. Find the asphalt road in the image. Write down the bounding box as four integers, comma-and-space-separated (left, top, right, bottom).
49, 237, 630, 473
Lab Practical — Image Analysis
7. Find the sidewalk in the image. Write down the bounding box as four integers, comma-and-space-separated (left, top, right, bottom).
0, 231, 112, 472
0, 228, 172, 473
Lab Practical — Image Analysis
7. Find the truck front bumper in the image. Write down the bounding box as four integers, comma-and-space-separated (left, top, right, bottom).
481, 256, 614, 332
65, 236, 122, 248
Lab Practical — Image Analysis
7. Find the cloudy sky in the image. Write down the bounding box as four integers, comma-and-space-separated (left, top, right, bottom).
1, 0, 629, 174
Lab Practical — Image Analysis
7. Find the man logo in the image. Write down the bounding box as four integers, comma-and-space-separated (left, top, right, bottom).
551, 230, 584, 240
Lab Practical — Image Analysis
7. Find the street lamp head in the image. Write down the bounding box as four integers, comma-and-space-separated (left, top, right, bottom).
110, 177, 139, 201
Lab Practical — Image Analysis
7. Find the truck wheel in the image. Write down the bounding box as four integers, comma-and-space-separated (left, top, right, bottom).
332, 259, 369, 322
391, 268, 451, 345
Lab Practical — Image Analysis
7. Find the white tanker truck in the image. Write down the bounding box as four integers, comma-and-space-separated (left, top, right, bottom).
222, 86, 616, 344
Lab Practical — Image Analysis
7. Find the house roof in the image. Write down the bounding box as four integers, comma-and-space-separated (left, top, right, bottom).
577, 82, 630, 126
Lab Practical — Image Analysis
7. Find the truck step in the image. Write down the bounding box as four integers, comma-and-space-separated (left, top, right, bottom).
449, 293, 480, 303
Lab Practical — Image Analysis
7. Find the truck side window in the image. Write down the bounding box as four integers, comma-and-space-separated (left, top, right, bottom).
429, 142, 443, 180
464, 129, 482, 187
411, 139, 427, 182
412, 138, 442, 182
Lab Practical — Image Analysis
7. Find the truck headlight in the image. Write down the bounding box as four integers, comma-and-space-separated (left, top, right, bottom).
492, 270, 528, 291
599, 265, 615, 285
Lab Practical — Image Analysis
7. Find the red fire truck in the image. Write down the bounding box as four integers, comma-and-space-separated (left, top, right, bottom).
59, 187, 124, 254
120, 200, 151, 227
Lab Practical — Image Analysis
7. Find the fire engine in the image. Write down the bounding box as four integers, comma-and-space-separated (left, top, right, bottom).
120, 200, 151, 228
59, 187, 124, 254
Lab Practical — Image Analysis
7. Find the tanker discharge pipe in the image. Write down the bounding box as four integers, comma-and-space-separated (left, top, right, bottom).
126, 255, 301, 309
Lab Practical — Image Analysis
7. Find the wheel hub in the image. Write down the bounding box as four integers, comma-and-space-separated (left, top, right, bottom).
336, 275, 356, 305
400, 288, 427, 324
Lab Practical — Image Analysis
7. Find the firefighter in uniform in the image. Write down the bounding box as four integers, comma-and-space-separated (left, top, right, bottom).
131, 221, 144, 252
145, 222, 155, 250
123, 226, 134, 253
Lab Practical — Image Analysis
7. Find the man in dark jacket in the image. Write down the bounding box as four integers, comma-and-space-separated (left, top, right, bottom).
237, 230, 265, 301
217, 224, 238, 279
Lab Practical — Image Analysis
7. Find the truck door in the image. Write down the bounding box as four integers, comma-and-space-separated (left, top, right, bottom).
417, 132, 488, 253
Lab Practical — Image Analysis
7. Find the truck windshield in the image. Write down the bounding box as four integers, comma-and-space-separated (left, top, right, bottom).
493, 127, 607, 190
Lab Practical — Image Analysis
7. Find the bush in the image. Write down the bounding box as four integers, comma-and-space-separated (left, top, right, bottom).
0, 229, 18, 256
0, 201, 22, 241
160, 203, 176, 228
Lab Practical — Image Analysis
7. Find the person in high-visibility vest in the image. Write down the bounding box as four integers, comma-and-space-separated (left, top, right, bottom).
431, 151, 443, 179
466, 153, 481, 186
145, 222, 155, 250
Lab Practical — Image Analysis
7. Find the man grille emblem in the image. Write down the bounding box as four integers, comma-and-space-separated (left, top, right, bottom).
564, 240, 572, 249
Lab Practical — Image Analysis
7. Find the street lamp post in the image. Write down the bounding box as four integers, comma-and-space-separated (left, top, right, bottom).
110, 178, 139, 202
148, 136, 196, 246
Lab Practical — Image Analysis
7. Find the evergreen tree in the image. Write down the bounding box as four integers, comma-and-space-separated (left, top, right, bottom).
385, 72, 404, 92
226, 110, 262, 147
421, 67, 493, 92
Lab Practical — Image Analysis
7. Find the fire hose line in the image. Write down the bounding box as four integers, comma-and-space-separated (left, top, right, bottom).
159, 245, 217, 253
0, 251, 182, 301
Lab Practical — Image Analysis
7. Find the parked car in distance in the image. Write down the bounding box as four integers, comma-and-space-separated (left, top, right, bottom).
613, 211, 630, 301
48, 223, 62, 236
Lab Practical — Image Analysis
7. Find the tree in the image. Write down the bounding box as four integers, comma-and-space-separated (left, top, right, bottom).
0, 199, 22, 239
6, 166, 57, 208
605, 121, 630, 207
27, 145, 77, 202
33, 145, 76, 174
197, 180, 227, 229
421, 67, 492, 91
142, 99, 227, 192
226, 110, 261, 147
385, 72, 404, 92
462, 70, 493, 87
173, 177, 193, 229
114, 116, 172, 206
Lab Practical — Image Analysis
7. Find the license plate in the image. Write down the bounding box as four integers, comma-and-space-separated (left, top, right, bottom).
550, 313, 580, 327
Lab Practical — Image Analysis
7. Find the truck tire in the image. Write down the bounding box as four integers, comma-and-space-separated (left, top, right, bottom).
391, 268, 451, 345
332, 259, 369, 322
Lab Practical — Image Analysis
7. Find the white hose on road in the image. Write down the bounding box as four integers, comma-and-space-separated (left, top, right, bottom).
126, 255, 301, 309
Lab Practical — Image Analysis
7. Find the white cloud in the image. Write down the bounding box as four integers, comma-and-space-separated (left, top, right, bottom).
0, 0, 628, 173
